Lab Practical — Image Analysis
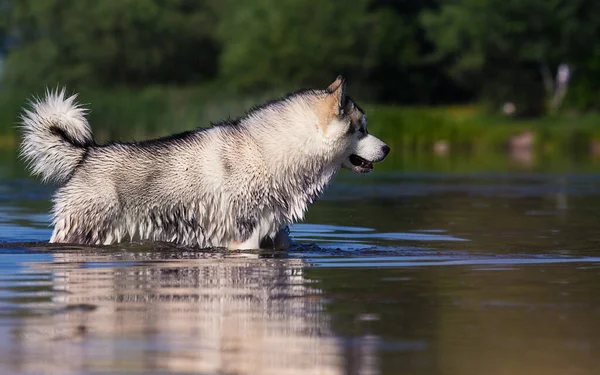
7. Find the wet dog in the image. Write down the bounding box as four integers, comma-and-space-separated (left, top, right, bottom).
20, 76, 389, 249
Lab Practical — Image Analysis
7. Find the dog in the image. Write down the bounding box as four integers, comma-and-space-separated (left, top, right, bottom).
19, 76, 389, 249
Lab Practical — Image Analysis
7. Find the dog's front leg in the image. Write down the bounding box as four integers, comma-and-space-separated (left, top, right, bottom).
272, 226, 293, 250
259, 226, 293, 250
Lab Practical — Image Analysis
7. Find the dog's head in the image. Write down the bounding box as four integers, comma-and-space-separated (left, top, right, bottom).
314, 76, 389, 173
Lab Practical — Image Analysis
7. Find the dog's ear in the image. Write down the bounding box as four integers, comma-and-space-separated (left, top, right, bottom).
326, 75, 346, 115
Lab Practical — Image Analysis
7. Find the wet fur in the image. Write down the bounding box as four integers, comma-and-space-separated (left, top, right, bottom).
19, 77, 389, 249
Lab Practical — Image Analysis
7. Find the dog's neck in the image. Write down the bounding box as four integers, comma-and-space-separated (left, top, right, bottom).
240, 100, 342, 221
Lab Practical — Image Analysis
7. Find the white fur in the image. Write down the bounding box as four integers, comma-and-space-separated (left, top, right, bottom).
20, 81, 389, 249
348, 134, 388, 165
20, 88, 92, 184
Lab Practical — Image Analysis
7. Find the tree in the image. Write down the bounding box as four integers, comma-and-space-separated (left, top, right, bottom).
365, 0, 471, 104
421, 0, 600, 115
0, 0, 8, 54
214, 0, 379, 90
214, 0, 459, 104
1, 0, 471, 105
1, 0, 219, 90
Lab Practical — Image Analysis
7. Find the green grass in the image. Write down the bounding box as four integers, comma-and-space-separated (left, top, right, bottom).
2, 85, 600, 155
366, 104, 600, 155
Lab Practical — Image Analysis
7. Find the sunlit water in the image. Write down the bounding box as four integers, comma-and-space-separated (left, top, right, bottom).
1, 158, 600, 374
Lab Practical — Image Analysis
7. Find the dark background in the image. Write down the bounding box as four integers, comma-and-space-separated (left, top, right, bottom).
2, 0, 599, 116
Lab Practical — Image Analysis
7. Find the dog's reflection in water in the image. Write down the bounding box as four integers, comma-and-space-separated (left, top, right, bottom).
12, 248, 378, 375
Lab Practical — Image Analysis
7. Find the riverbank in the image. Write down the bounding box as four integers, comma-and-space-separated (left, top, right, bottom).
2, 87, 600, 158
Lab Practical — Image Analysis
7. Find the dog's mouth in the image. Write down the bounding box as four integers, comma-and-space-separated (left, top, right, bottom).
348, 154, 374, 173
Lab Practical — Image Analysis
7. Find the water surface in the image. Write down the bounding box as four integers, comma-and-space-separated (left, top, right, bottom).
1, 155, 600, 374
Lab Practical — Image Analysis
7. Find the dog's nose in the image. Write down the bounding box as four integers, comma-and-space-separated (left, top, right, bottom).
381, 145, 390, 157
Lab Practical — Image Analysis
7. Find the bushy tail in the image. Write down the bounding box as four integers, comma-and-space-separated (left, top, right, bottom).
19, 88, 94, 184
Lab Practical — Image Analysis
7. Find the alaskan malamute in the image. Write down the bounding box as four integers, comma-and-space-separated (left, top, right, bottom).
20, 76, 389, 249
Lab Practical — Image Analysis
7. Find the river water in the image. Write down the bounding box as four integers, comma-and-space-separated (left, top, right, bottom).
1, 152, 600, 375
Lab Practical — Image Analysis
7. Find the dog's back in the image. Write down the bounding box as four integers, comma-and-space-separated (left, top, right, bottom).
20, 90, 308, 248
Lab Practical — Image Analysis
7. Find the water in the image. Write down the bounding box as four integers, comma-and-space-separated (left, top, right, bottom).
1, 155, 600, 374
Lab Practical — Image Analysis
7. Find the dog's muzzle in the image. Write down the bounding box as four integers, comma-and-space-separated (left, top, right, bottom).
343, 137, 390, 173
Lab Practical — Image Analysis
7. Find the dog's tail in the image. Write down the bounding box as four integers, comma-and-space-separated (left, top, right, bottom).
19, 88, 94, 184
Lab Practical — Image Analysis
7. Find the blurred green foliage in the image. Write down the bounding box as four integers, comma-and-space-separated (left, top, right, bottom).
0, 0, 219, 88
0, 0, 460, 104
422, 0, 600, 114
2, 0, 600, 113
